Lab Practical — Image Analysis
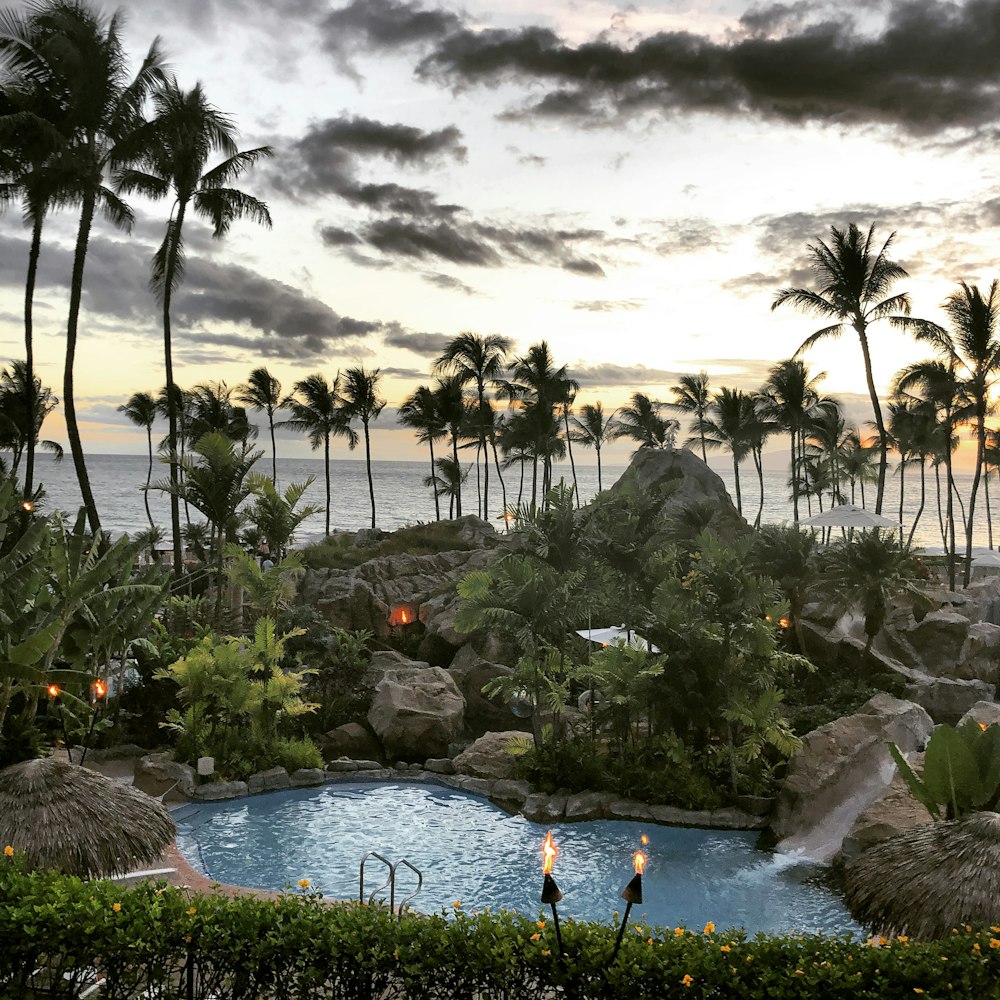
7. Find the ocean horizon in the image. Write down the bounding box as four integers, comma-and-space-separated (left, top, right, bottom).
16, 451, 999, 553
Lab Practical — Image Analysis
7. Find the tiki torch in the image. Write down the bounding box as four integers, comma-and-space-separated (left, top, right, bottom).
539, 831, 565, 960
47, 684, 72, 754
610, 836, 648, 962
79, 679, 107, 766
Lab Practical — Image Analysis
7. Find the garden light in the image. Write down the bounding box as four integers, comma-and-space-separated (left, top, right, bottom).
92, 679, 107, 700
610, 838, 647, 962
539, 831, 565, 961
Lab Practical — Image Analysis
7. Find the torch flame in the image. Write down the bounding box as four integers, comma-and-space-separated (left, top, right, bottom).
47, 684, 60, 698
400, 610, 409, 624
93, 679, 107, 699
541, 831, 558, 874
633, 850, 647, 875
640, 834, 649, 846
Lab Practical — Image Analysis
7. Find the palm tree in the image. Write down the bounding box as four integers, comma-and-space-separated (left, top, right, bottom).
569, 402, 620, 493
341, 366, 386, 531
434, 333, 511, 520
0, 360, 61, 486
556, 375, 581, 507
237, 367, 282, 482
398, 385, 445, 520
434, 374, 471, 518
906, 281, 1000, 585
839, 428, 877, 507
118, 77, 271, 574
280, 373, 356, 536
423, 455, 467, 518
701, 387, 755, 517
773, 222, 913, 515
117, 390, 157, 530
747, 392, 779, 529
18, 1, 165, 534
669, 372, 712, 461
187, 381, 254, 445
614, 392, 677, 453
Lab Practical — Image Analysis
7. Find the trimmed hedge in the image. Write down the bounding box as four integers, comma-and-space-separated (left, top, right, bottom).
1, 860, 998, 999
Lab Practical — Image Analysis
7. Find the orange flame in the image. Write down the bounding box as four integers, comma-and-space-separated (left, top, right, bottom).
633, 850, 647, 875
778, 617, 790, 629
93, 679, 107, 699
640, 834, 649, 846
400, 610, 409, 624
47, 684, 60, 698
541, 831, 558, 875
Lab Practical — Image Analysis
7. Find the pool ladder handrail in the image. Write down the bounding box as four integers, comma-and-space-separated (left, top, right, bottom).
359, 851, 423, 918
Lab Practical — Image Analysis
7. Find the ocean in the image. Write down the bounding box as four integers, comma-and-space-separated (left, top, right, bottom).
20, 452, 998, 552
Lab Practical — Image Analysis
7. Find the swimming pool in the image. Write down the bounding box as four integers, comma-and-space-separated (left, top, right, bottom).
175, 781, 858, 935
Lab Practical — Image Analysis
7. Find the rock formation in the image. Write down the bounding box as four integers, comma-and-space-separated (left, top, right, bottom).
367, 666, 465, 760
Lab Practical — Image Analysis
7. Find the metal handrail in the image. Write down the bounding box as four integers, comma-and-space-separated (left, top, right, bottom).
359, 851, 394, 907
390, 858, 423, 919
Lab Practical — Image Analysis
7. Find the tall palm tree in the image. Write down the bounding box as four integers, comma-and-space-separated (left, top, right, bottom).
569, 402, 620, 493
280, 373, 356, 536
613, 392, 677, 453
237, 367, 282, 483
341, 366, 386, 531
118, 77, 271, 573
398, 384, 445, 521
840, 428, 878, 507
701, 387, 755, 517
556, 376, 581, 507
433, 375, 469, 518
906, 281, 1000, 584
760, 359, 827, 522
17, 1, 165, 534
187, 381, 255, 445
117, 390, 157, 530
423, 455, 467, 519
0, 359, 61, 480
434, 332, 511, 520
747, 392, 779, 529
669, 372, 712, 461
773, 222, 912, 515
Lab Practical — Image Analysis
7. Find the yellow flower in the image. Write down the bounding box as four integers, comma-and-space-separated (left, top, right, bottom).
298, 879, 310, 888
536, 921, 545, 929
720, 945, 731, 953
897, 936, 909, 944
965, 924, 973, 933
112, 903, 121, 913
393, 948, 400, 961
674, 927, 685, 937
541, 950, 551, 957
530, 933, 540, 942
990, 939, 1000, 949
794, 969, 804, 976
453, 900, 462, 908
647, 938, 653, 946
703, 921, 715, 934
3, 846, 13, 857
973, 943, 981, 953
186, 907, 197, 916
681, 974, 693, 987
991, 926, 1000, 933
914, 990, 924, 994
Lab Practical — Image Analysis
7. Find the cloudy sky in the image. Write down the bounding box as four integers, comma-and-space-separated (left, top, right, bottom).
2, 0, 999, 462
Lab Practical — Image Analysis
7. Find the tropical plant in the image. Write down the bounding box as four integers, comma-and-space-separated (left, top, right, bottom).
613, 392, 677, 453
117, 390, 157, 530
569, 402, 619, 493
118, 77, 272, 572
0, 361, 61, 485
186, 381, 255, 445
236, 367, 282, 482
669, 371, 712, 461
397, 385, 445, 520
280, 373, 357, 536
773, 222, 913, 515
341, 366, 386, 531
224, 545, 305, 621
244, 474, 320, 560
750, 524, 819, 654
432, 375, 470, 518
422, 455, 467, 519
701, 387, 756, 517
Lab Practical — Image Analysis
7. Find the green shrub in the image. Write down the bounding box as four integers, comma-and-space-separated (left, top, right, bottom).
0, 858, 997, 999
301, 521, 480, 572
272, 736, 323, 772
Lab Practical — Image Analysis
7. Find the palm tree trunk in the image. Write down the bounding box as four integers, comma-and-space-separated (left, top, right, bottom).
144, 424, 154, 531
323, 433, 331, 536
429, 437, 440, 520
269, 411, 277, 484
489, 430, 507, 521
898, 461, 906, 546
23, 214, 43, 498
986, 472, 994, 549
945, 440, 957, 591
754, 447, 765, 529
789, 433, 799, 521
907, 459, 926, 550
856, 327, 888, 514
934, 463, 947, 552
452, 433, 462, 518
732, 452, 742, 516
563, 408, 580, 508
64, 190, 101, 535
963, 418, 986, 586
596, 443, 603, 493
364, 421, 376, 530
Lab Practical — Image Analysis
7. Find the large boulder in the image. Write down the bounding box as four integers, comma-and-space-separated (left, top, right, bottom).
768, 694, 933, 862
902, 674, 996, 725
603, 448, 747, 537
452, 730, 531, 780
905, 609, 972, 674
448, 645, 515, 734
958, 622, 1000, 683
958, 700, 1000, 728
133, 752, 196, 803
367, 666, 465, 760
317, 723, 384, 763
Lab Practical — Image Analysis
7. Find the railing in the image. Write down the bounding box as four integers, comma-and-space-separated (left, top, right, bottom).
359, 851, 423, 918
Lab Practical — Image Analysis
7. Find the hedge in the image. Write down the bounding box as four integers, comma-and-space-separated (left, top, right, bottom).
1, 858, 998, 999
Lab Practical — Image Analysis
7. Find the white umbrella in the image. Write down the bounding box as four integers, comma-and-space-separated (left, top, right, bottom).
799, 503, 900, 529
575, 625, 660, 653
972, 551, 1000, 568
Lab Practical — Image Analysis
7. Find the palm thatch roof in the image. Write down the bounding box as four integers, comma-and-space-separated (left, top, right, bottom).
844, 810, 1000, 940
0, 756, 175, 878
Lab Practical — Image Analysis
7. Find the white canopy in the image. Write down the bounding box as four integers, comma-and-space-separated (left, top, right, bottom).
575, 625, 660, 653
799, 503, 900, 529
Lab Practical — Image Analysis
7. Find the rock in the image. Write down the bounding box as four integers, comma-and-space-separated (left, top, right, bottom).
448, 648, 514, 734
768, 694, 933, 862
906, 610, 972, 673
449, 775, 493, 796
490, 779, 532, 806
903, 674, 996, 725
839, 752, 931, 861
565, 791, 614, 820
290, 768, 325, 787
452, 731, 530, 781
424, 758, 456, 774
247, 767, 290, 795
604, 448, 747, 538
736, 795, 774, 817
709, 807, 767, 830
608, 798, 653, 821
133, 753, 196, 803
522, 792, 568, 822
958, 622, 1000, 683
326, 759, 359, 772
191, 780, 248, 801
353, 759, 383, 770
318, 723, 383, 763
957, 700, 1000, 729
453, 514, 496, 545
367, 666, 465, 760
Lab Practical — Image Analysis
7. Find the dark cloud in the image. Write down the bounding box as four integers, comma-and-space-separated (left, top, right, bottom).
380, 366, 430, 379
383, 329, 453, 357
573, 299, 644, 312
570, 363, 683, 388
562, 258, 605, 277
328, 0, 1000, 135
421, 272, 481, 295
318, 226, 362, 247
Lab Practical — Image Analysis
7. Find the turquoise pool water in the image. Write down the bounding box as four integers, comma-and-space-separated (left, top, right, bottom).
174, 781, 858, 935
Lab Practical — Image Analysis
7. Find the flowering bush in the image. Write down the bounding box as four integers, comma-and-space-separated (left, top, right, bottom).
0, 856, 996, 998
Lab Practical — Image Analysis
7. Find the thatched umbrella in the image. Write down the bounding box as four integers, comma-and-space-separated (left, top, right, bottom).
0, 756, 176, 878
844, 810, 1000, 940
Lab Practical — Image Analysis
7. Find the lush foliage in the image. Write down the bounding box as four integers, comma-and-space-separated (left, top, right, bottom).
0, 860, 997, 999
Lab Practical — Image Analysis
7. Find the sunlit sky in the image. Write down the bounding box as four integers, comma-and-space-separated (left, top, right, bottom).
2, 0, 999, 465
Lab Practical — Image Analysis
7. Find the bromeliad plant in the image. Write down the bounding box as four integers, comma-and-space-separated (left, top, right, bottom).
889, 718, 1000, 820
